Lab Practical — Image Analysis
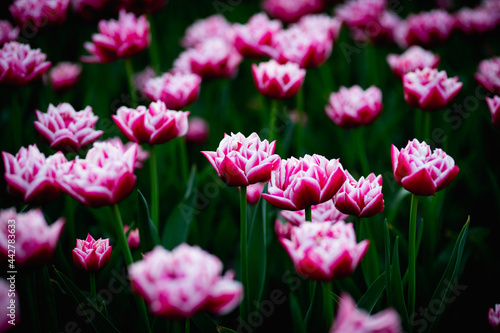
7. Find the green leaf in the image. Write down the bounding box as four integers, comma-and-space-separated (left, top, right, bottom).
137, 190, 160, 253
384, 219, 392, 306
52, 266, 120, 333
357, 271, 386, 313
360, 218, 380, 287
162, 166, 198, 250
192, 313, 218, 333
391, 237, 410, 331
289, 292, 306, 333
217, 327, 238, 333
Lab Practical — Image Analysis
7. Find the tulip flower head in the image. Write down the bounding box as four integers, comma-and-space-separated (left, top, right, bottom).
487, 95, 500, 128
297, 14, 342, 41
246, 182, 265, 205
489, 304, 500, 332
454, 7, 500, 35
475, 57, 500, 94
113, 100, 190, 145
144, 72, 201, 110
0, 208, 65, 266
46, 62, 82, 93
330, 293, 402, 333
262, 0, 323, 23
105, 136, 150, 169
180, 14, 234, 49
403, 67, 462, 111
185, 116, 209, 145
133, 66, 156, 94
334, 172, 384, 218
233, 12, 282, 59
2, 145, 67, 204
386, 46, 440, 78
72, 233, 112, 271
34, 103, 103, 152
9, 0, 70, 30
202, 132, 280, 187
279, 221, 369, 280
335, 0, 386, 28
391, 139, 459, 196
124, 225, 140, 250
129, 244, 243, 318
262, 154, 346, 211
398, 9, 455, 48
0, 21, 20, 45
251, 59, 306, 100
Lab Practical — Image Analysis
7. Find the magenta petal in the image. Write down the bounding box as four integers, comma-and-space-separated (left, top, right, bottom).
291, 177, 322, 209
401, 167, 436, 196
219, 156, 248, 186
261, 193, 297, 210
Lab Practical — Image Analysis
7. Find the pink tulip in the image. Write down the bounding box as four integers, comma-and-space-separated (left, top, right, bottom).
46, 62, 82, 93
173, 37, 242, 80
82, 9, 150, 63
330, 293, 401, 333
490, 304, 500, 332
57, 141, 137, 207
325, 85, 383, 129
487, 95, 500, 128
112, 100, 190, 145
0, 208, 65, 266
72, 233, 112, 271
262, 154, 346, 211
34, 103, 103, 152
454, 7, 500, 35
0, 41, 51, 87
403, 67, 462, 111
0, 20, 19, 45
1, 277, 20, 329
399, 10, 455, 48
133, 66, 156, 94
262, 0, 323, 23
124, 225, 140, 250
202, 132, 280, 187
9, 0, 70, 30
233, 12, 282, 59
297, 14, 342, 41
105, 136, 150, 169
246, 182, 265, 205
335, 0, 386, 28
2, 145, 67, 204
279, 221, 369, 280
475, 57, 500, 94
180, 14, 234, 49
387, 46, 440, 78
251, 59, 306, 100
144, 72, 201, 110
391, 139, 459, 196
129, 244, 243, 318
71, 0, 110, 20
349, 10, 402, 45
334, 171, 384, 218
185, 116, 209, 145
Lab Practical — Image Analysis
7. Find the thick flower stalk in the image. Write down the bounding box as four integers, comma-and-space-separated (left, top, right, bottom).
82, 9, 150, 63
0, 41, 51, 87
403, 68, 462, 111
113, 100, 190, 145
490, 304, 500, 332
180, 14, 234, 48
475, 57, 500, 94
2, 144, 67, 204
487, 95, 500, 128
386, 46, 440, 78
262, 154, 346, 211
233, 12, 282, 59
0, 208, 65, 266
46, 62, 82, 93
129, 244, 244, 318
34, 103, 103, 152
72, 233, 112, 271
329, 293, 402, 333
391, 139, 459, 196
262, 0, 323, 23
202, 132, 280, 187
334, 171, 384, 218
252, 59, 306, 100
57, 141, 137, 208
144, 72, 201, 110
325, 85, 383, 129
279, 221, 369, 280
9, 0, 70, 30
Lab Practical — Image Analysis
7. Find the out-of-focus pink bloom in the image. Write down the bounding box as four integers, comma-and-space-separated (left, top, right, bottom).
335, 0, 386, 28
288, 109, 308, 126
113, 101, 189, 145
144, 72, 201, 110
334, 171, 384, 218
202, 132, 280, 187
262, 154, 346, 211
475, 57, 500, 94
57, 141, 137, 207
0, 21, 19, 45
391, 139, 459, 196
233, 12, 282, 59
72, 233, 112, 271
173, 37, 242, 80
274, 219, 296, 239
0, 208, 64, 266
133, 66, 156, 94
400, 10, 455, 48
279, 221, 368, 280
246, 182, 265, 205
330, 293, 401, 333
325, 85, 382, 129
124, 225, 140, 250
297, 14, 342, 40
262, 0, 323, 23
46, 62, 82, 93
387, 45, 440, 78
349, 10, 402, 45
403, 68, 462, 111
2, 145, 67, 204
490, 304, 500, 332
105, 136, 149, 168
180, 14, 234, 48
279, 199, 348, 229
129, 244, 243, 318
34, 103, 103, 152
1, 277, 19, 329
9, 0, 70, 30
251, 59, 306, 100
71, 0, 111, 20
487, 95, 500, 128
82, 9, 150, 63
116, 0, 167, 14
185, 116, 209, 145
454, 7, 500, 35
0, 41, 51, 87
272, 26, 332, 68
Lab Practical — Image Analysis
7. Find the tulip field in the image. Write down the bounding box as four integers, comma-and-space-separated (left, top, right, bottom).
1, 0, 500, 332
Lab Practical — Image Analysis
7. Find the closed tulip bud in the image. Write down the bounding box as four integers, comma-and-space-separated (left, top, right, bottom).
72, 234, 112, 271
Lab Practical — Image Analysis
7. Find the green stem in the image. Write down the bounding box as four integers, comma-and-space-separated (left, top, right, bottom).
269, 98, 278, 143
323, 281, 334, 329
12, 91, 22, 149
42, 265, 58, 331
355, 127, 370, 176
185, 318, 190, 333
423, 111, 431, 142
147, 14, 161, 70
178, 137, 188, 184
414, 109, 421, 140
408, 194, 419, 330
150, 145, 159, 228
305, 206, 312, 222
240, 186, 249, 320
124, 58, 138, 107
90, 271, 97, 306
296, 88, 305, 155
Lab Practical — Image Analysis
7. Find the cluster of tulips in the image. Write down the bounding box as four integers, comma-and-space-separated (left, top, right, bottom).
1, 0, 500, 332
